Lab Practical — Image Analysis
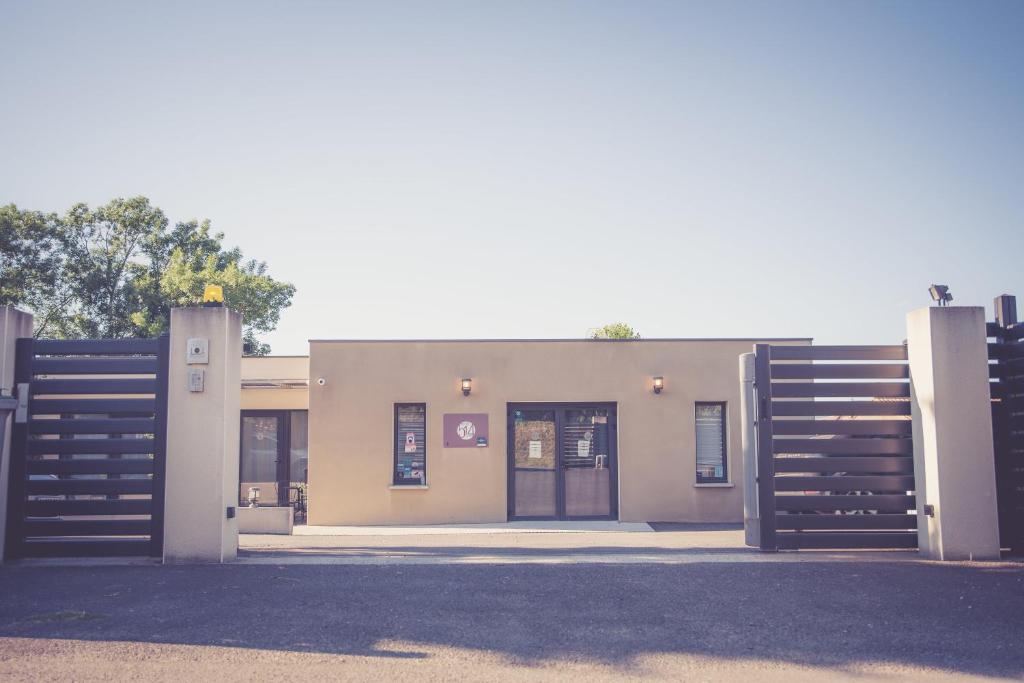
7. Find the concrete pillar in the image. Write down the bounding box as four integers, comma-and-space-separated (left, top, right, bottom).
163, 307, 241, 563
739, 353, 759, 547
0, 306, 33, 562
907, 306, 1000, 560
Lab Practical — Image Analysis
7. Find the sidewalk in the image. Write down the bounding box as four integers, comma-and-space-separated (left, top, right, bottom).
237, 523, 940, 566
295, 520, 657, 535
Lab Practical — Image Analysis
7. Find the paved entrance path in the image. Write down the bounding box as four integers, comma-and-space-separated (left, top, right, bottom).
295, 520, 658, 535
1, 547, 1022, 681
239, 524, 929, 565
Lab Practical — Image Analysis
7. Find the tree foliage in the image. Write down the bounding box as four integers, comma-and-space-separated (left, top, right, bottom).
0, 205, 66, 329
0, 197, 295, 353
590, 322, 641, 339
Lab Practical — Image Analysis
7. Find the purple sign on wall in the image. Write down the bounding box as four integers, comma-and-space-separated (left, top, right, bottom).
443, 413, 489, 448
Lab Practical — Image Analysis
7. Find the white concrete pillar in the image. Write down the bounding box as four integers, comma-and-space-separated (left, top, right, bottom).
0, 306, 33, 562
907, 306, 1000, 560
739, 353, 759, 547
163, 307, 241, 563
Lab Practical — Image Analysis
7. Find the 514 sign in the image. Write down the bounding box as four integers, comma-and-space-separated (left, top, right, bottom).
443, 413, 489, 448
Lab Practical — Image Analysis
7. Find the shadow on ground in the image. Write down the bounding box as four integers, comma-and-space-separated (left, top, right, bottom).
1, 560, 1022, 677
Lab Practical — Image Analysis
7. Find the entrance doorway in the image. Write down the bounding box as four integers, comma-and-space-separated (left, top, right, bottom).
239, 410, 308, 514
507, 403, 617, 520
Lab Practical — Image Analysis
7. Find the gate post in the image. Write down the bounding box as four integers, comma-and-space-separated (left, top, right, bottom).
0, 306, 33, 562
739, 353, 759, 547
906, 306, 1000, 560
753, 344, 777, 551
163, 307, 242, 563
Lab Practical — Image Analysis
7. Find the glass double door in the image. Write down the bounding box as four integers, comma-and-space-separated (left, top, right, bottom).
508, 404, 617, 520
240, 410, 308, 509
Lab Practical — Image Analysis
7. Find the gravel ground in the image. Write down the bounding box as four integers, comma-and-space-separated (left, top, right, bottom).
1, 554, 1022, 681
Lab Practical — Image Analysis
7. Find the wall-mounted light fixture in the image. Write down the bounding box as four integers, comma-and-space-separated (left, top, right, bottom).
652, 376, 664, 394
461, 378, 472, 396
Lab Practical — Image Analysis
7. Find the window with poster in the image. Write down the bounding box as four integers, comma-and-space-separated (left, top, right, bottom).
394, 403, 426, 485
695, 402, 727, 484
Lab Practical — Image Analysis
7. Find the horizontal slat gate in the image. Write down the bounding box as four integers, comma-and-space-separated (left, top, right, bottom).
754, 344, 917, 551
988, 297, 1024, 555
4, 336, 169, 559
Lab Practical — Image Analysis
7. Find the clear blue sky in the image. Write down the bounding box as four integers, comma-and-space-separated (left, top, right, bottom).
2, 1, 1022, 354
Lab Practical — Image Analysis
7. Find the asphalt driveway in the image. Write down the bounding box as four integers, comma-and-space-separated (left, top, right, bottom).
1, 556, 1022, 681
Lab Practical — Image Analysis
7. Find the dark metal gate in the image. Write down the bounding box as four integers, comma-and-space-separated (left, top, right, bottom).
754, 344, 917, 550
4, 336, 169, 559
988, 295, 1024, 555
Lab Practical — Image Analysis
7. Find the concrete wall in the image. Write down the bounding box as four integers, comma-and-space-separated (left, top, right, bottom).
237, 505, 293, 534
241, 356, 309, 410
164, 307, 241, 562
907, 306, 1000, 560
307, 338, 810, 525
0, 307, 33, 561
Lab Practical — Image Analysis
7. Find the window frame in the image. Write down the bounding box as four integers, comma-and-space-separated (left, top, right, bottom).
239, 409, 288, 506
694, 401, 728, 484
288, 409, 309, 486
393, 403, 427, 486
238, 409, 309, 507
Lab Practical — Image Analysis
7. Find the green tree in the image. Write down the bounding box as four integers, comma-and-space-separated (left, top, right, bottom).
60, 196, 170, 338
0, 197, 295, 353
590, 322, 640, 339
0, 205, 68, 333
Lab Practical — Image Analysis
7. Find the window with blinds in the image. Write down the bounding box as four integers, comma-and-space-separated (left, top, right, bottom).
394, 403, 427, 485
695, 402, 727, 483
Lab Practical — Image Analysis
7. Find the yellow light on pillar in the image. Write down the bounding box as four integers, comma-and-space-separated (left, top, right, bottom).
461, 378, 472, 396
202, 284, 224, 307
653, 376, 664, 394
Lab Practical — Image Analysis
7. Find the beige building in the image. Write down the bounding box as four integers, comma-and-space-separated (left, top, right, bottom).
239, 356, 309, 511
239, 338, 810, 526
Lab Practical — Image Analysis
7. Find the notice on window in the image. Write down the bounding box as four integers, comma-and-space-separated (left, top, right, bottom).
528, 440, 543, 459
577, 440, 590, 459
405, 432, 417, 453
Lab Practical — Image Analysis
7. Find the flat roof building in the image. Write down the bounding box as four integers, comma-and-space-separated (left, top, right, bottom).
240, 337, 809, 526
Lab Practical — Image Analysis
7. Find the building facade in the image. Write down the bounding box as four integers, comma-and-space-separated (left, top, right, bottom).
240, 356, 309, 512
237, 338, 809, 526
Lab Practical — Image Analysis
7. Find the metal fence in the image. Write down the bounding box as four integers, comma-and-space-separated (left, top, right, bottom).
988, 295, 1024, 555
753, 344, 917, 550
5, 337, 169, 558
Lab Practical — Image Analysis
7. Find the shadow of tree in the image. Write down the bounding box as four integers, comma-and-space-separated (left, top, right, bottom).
0, 560, 1021, 676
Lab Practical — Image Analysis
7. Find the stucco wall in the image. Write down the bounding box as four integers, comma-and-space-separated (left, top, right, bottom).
308, 338, 810, 525
164, 307, 241, 562
241, 356, 309, 410
907, 306, 1000, 560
